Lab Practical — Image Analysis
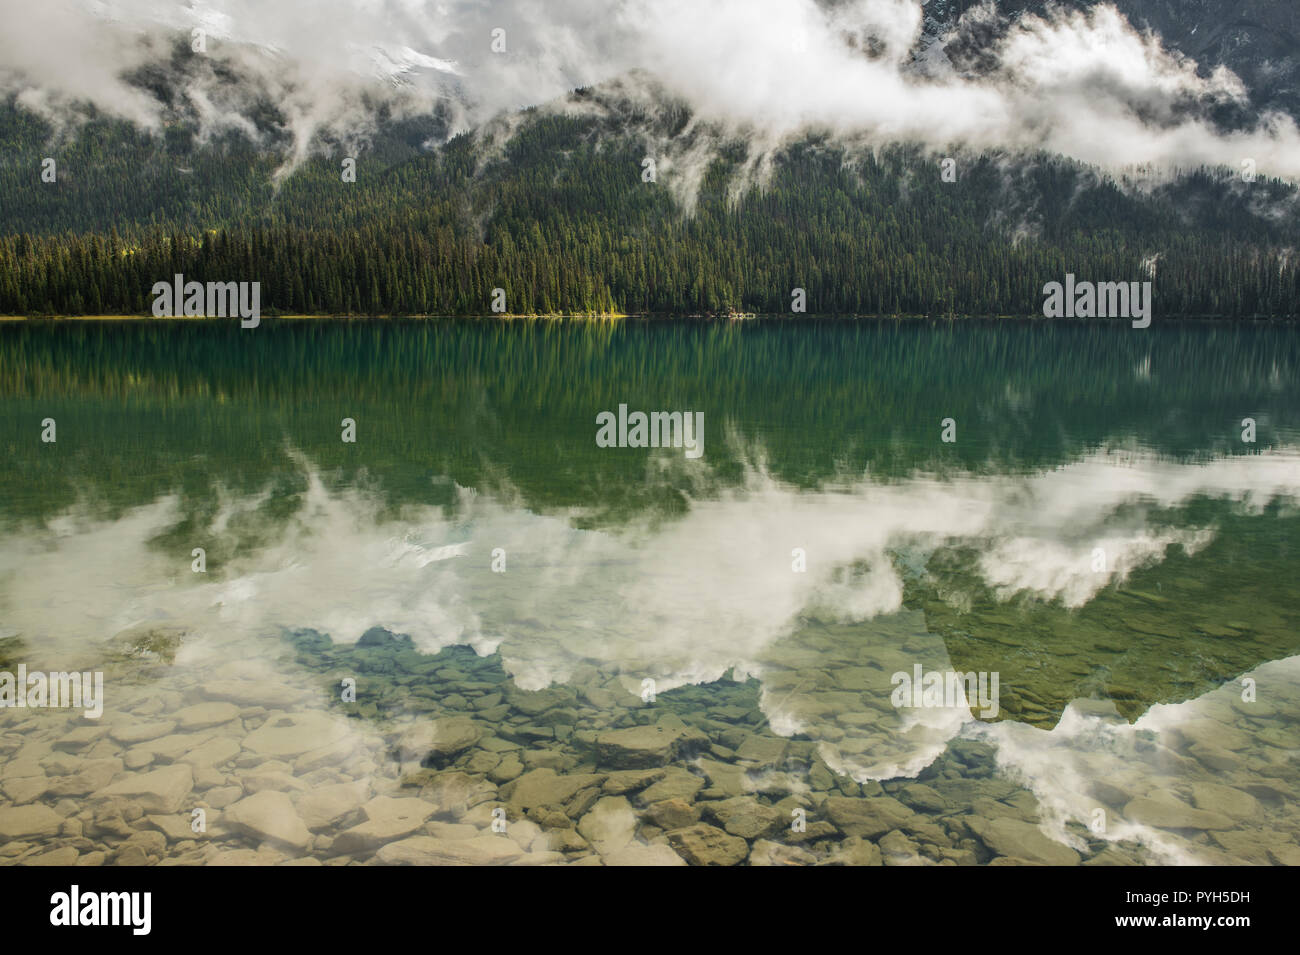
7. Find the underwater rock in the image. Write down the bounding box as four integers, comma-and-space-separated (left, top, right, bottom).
964, 817, 1081, 866
665, 823, 748, 866
223, 790, 314, 851
703, 796, 784, 840
397, 716, 482, 766
95, 764, 193, 814
824, 796, 914, 839
596, 720, 687, 768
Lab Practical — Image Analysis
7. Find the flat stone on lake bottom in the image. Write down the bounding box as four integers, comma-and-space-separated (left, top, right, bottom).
223, 790, 313, 850
95, 764, 193, 814
665, 824, 748, 866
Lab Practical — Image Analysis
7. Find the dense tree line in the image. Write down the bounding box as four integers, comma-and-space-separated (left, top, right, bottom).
1, 100, 1297, 317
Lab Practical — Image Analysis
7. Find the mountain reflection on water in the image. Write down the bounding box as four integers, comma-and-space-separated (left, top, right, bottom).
0, 318, 1295, 865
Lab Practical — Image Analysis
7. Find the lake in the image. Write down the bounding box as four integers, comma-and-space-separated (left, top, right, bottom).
0, 318, 1296, 865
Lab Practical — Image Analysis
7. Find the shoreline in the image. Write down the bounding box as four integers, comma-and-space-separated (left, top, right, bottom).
2, 313, 1299, 324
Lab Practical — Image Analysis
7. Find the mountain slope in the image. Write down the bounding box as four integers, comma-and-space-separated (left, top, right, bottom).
1, 88, 1297, 318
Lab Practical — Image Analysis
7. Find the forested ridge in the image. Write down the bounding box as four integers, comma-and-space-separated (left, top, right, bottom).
1, 96, 1298, 318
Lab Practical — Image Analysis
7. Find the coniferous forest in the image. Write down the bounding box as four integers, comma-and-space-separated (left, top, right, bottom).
1, 96, 1298, 318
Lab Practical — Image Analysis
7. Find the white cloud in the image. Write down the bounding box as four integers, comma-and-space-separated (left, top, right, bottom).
1, 1, 1299, 181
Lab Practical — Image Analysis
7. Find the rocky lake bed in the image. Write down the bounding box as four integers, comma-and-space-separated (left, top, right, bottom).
1, 622, 1295, 867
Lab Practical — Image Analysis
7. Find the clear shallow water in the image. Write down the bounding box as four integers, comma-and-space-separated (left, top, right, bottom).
0, 318, 1296, 865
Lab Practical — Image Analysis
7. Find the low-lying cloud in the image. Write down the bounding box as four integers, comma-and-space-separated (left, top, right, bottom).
3, 0, 1300, 183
